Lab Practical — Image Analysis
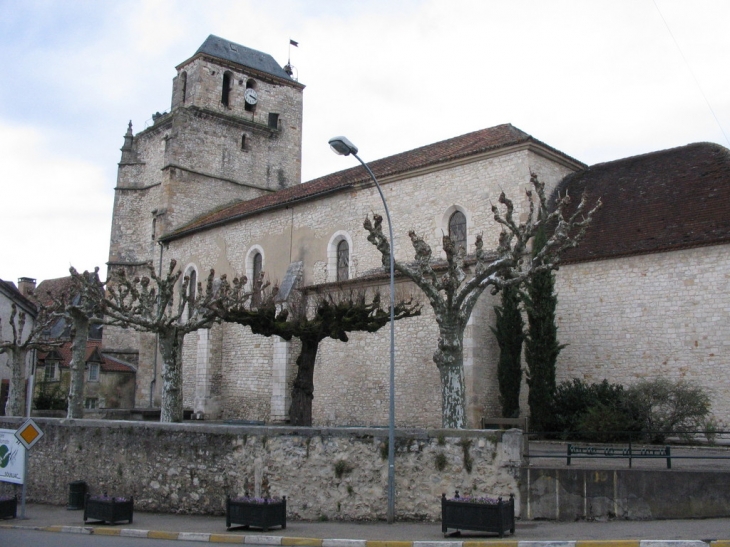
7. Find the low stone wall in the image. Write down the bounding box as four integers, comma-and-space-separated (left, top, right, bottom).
0, 418, 521, 521
522, 467, 730, 520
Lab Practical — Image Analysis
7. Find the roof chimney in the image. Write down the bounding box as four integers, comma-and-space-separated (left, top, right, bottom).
17, 277, 36, 296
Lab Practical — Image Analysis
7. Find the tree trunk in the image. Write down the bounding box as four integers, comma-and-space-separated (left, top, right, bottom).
289, 337, 319, 426
67, 313, 90, 419
159, 330, 186, 423
6, 348, 27, 416
433, 325, 466, 429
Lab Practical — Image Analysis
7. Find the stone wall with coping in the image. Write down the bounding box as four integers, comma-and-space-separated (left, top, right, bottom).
0, 418, 522, 521
554, 243, 730, 422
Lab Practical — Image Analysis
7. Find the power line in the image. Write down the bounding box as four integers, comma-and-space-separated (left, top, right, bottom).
652, 0, 730, 147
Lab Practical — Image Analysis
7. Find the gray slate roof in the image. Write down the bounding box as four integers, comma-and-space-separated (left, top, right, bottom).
195, 35, 293, 81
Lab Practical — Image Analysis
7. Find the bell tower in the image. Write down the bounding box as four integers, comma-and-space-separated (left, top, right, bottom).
105, 36, 304, 406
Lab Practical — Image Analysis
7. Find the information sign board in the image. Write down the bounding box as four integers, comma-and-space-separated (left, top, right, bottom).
0, 429, 25, 485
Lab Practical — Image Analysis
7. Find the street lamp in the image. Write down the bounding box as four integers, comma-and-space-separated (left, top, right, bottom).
329, 136, 396, 524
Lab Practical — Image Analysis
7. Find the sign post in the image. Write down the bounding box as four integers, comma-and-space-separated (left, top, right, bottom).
12, 418, 44, 519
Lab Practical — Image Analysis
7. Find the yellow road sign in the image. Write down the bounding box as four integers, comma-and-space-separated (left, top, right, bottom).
15, 418, 43, 450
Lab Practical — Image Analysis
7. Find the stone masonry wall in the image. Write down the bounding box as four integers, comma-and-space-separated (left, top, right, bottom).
164, 147, 577, 427
0, 418, 522, 521
555, 243, 730, 422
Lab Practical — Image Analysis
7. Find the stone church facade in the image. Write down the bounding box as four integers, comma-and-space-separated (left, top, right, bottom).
105, 36, 730, 428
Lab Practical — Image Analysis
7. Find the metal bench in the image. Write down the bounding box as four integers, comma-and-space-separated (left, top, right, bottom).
567, 443, 672, 468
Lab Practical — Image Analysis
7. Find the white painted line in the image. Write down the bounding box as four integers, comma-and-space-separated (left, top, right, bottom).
120, 528, 152, 538
322, 540, 367, 547
60, 526, 92, 534
179, 532, 212, 542
244, 536, 283, 545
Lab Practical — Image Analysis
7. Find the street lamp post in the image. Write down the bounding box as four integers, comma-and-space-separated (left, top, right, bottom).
329, 136, 396, 524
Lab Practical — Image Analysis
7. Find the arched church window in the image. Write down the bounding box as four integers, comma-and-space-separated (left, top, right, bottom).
449, 210, 467, 252
252, 252, 262, 283
187, 268, 197, 304
222, 71, 232, 106
337, 240, 349, 282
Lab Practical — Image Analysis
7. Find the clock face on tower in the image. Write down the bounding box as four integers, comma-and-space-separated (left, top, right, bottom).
244, 88, 258, 105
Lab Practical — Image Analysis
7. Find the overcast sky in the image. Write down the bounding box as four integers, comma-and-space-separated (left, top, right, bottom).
1, 0, 728, 286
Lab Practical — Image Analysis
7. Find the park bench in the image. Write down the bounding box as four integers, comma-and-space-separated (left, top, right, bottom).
567, 443, 672, 468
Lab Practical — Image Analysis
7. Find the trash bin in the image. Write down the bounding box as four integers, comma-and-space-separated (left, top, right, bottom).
68, 480, 87, 510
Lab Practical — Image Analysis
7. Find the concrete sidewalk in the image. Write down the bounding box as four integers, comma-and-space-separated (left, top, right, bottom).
1, 503, 730, 545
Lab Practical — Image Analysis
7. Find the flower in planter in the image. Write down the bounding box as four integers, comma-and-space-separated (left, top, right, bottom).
449, 492, 500, 504
230, 494, 282, 504
89, 494, 130, 503
0, 495, 15, 502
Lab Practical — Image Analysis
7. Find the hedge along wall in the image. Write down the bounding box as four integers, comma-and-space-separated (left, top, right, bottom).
0, 418, 522, 521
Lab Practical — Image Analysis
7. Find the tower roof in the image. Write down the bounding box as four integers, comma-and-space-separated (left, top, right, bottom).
189, 35, 294, 81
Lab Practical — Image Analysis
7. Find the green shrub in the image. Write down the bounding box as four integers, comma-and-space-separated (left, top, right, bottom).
624, 378, 710, 443
34, 381, 67, 410
550, 379, 625, 436
577, 402, 640, 442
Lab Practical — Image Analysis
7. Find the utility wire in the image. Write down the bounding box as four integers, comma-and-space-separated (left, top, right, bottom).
652, 0, 730, 147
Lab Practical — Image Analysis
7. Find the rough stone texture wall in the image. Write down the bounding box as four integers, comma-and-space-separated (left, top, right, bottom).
219, 322, 275, 422
555, 244, 730, 422
164, 147, 575, 427
0, 418, 521, 520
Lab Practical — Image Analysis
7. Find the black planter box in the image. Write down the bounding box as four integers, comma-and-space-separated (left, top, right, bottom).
226, 496, 286, 532
83, 493, 134, 525
441, 493, 515, 537
0, 496, 17, 520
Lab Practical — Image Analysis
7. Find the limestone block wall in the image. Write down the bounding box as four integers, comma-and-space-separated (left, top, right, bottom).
161, 146, 578, 426
0, 418, 522, 521
555, 244, 730, 422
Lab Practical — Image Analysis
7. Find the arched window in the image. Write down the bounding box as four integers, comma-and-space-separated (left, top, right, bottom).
337, 240, 349, 282
449, 210, 467, 252
180, 71, 187, 104
187, 268, 197, 304
252, 252, 262, 282
327, 232, 353, 283
221, 71, 232, 106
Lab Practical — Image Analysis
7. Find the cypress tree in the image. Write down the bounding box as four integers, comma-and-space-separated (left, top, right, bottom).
491, 284, 524, 418
523, 223, 565, 433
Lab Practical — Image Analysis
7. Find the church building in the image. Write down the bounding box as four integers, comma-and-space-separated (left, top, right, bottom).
104, 35, 730, 428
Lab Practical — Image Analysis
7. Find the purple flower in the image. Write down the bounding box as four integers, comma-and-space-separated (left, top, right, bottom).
0, 495, 15, 502
449, 495, 500, 504
230, 495, 281, 504
89, 495, 129, 503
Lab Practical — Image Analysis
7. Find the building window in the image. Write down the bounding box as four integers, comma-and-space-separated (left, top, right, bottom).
85, 398, 98, 410
241, 134, 247, 150
252, 252, 263, 283
88, 363, 100, 382
337, 240, 349, 281
222, 71, 232, 106
187, 268, 197, 304
44, 362, 58, 382
268, 113, 279, 129
449, 210, 467, 252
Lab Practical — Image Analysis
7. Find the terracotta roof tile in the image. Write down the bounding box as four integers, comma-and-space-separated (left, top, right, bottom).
162, 124, 578, 241
554, 142, 730, 262
38, 339, 135, 374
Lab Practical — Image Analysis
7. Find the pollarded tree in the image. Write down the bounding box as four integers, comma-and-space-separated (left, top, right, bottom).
73, 261, 220, 423
364, 173, 600, 428
0, 303, 59, 416
491, 283, 524, 419
48, 268, 105, 419
211, 275, 421, 426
